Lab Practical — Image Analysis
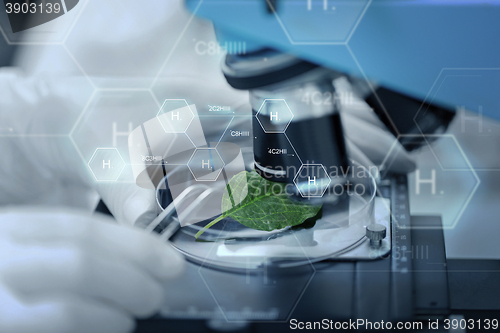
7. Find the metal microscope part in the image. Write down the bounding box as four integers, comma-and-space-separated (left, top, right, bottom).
222, 48, 320, 90
187, 0, 500, 121
348, 76, 455, 151
366, 223, 387, 248
251, 77, 348, 186
250, 70, 341, 122
223, 50, 348, 197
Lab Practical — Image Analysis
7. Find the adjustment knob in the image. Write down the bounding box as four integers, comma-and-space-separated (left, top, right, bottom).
366, 224, 387, 247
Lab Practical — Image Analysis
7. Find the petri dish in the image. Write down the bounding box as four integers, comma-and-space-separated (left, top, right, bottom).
156, 158, 377, 272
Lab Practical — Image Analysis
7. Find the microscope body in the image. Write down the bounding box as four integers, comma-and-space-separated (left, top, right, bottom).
186, 0, 499, 193
187, 0, 500, 120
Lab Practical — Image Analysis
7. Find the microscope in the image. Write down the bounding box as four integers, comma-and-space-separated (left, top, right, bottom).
134, 1, 500, 331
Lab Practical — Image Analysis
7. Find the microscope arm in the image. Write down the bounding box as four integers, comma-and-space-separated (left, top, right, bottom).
186, 0, 500, 122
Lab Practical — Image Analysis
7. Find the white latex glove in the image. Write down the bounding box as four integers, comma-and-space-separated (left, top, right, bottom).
0, 207, 184, 333
0, 68, 157, 227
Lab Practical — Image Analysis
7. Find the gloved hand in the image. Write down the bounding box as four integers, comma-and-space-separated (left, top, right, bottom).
0, 68, 188, 332
0, 207, 184, 333
0, 68, 157, 227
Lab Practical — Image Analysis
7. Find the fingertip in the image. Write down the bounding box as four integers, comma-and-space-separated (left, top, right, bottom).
74, 302, 135, 333
161, 248, 186, 279
153, 240, 186, 281
98, 183, 157, 227
133, 278, 165, 319
121, 194, 157, 228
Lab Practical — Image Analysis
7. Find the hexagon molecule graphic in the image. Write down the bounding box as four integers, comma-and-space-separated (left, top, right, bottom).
271, 0, 371, 44
188, 148, 225, 181
383, 135, 480, 229
294, 164, 331, 198
88, 148, 126, 181
156, 99, 195, 133
255, 99, 294, 134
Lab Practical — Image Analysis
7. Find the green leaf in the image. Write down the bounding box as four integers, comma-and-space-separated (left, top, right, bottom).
195, 170, 322, 239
